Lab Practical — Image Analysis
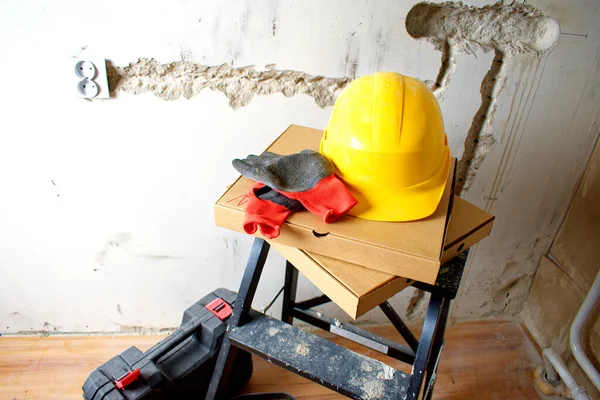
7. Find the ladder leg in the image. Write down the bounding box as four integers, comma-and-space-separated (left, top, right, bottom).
207, 238, 271, 400
423, 297, 451, 400
380, 301, 419, 353
281, 261, 299, 325
407, 293, 444, 400
206, 337, 238, 400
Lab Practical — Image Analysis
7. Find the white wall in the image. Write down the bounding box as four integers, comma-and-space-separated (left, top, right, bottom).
0, 0, 599, 333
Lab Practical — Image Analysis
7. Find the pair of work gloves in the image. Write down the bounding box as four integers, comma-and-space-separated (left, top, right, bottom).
232, 150, 358, 239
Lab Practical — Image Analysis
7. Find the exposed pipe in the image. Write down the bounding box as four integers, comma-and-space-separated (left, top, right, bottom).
543, 349, 561, 386
536, 270, 600, 398
571, 271, 600, 392
539, 348, 590, 400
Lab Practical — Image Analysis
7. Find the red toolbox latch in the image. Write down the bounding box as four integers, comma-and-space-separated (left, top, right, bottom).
205, 298, 233, 320
115, 368, 140, 390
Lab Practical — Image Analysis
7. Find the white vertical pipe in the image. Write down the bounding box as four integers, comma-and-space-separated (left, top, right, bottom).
542, 348, 591, 400
570, 271, 600, 392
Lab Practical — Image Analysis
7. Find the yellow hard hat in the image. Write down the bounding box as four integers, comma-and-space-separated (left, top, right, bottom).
320, 72, 450, 221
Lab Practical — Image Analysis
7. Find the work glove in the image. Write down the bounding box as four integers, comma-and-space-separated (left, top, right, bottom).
233, 150, 357, 223
244, 183, 304, 239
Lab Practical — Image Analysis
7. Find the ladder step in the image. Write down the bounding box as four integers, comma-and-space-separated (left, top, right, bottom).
229, 315, 410, 400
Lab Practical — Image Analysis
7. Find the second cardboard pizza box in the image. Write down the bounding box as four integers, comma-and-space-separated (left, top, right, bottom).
270, 196, 494, 319
215, 124, 455, 285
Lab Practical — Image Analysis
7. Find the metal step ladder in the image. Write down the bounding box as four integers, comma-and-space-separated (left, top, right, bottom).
206, 239, 468, 400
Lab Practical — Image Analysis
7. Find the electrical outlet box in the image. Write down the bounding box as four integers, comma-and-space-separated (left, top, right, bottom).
73, 58, 110, 99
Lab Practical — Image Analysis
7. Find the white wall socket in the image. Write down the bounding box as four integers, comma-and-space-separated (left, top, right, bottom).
73, 58, 110, 99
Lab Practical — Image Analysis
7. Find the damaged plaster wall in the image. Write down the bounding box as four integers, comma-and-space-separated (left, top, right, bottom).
106, 1, 563, 195
402, 1, 561, 315
451, 0, 600, 320
1, 0, 600, 332
107, 59, 350, 109
406, 1, 560, 193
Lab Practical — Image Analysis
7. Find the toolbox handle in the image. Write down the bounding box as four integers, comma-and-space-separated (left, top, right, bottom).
137, 297, 232, 364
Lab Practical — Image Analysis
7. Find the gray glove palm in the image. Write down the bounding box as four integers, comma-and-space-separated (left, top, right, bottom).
233, 149, 357, 223
232, 150, 334, 193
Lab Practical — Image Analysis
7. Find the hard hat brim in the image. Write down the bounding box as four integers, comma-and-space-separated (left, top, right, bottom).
345, 148, 451, 222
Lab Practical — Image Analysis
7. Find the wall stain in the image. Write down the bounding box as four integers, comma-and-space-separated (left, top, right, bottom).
135, 253, 185, 261
271, 1, 278, 37
503, 259, 518, 274
374, 29, 386, 69
492, 274, 533, 313
43, 321, 60, 331
343, 31, 360, 80
406, 289, 425, 316
72, 45, 87, 58
51, 179, 60, 197
114, 324, 176, 335
9, 311, 32, 322
95, 233, 133, 266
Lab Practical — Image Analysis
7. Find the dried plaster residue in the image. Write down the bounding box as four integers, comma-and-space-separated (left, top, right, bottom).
406, 1, 559, 193
107, 59, 350, 109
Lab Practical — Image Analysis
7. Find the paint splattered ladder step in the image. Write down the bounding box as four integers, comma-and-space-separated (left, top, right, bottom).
229, 315, 410, 400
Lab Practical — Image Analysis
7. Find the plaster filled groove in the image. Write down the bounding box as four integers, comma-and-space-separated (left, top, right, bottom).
405, 1, 560, 56
107, 59, 350, 109
431, 40, 457, 97
457, 49, 507, 193
406, 1, 559, 194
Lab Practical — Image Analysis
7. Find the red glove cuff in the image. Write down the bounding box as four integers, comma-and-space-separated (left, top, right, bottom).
276, 174, 357, 223
243, 184, 294, 239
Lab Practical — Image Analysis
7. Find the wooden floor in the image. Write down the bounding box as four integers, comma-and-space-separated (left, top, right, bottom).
0, 321, 544, 399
